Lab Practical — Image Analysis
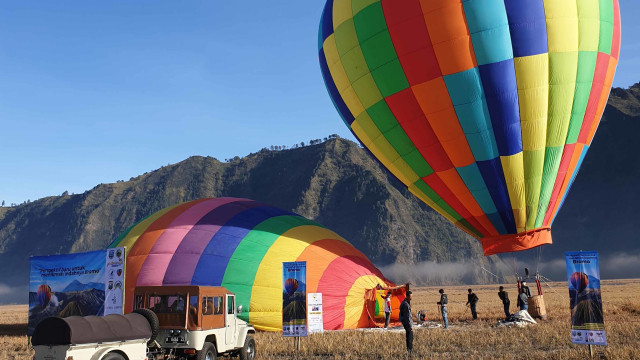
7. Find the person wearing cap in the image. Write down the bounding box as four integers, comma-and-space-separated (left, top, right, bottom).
436, 289, 449, 329
382, 292, 393, 329
399, 291, 413, 356
518, 281, 531, 311
466, 288, 479, 320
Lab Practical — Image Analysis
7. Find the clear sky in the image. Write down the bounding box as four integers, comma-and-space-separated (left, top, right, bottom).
1, 1, 639, 205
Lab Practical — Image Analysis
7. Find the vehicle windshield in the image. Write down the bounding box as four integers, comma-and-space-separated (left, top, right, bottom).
149, 294, 186, 314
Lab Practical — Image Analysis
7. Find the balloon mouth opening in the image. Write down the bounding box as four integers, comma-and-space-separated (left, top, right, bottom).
480, 227, 552, 256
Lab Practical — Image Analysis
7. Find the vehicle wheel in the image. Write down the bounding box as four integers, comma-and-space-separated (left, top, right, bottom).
196, 342, 216, 360
239, 335, 255, 360
133, 308, 160, 345
102, 352, 126, 360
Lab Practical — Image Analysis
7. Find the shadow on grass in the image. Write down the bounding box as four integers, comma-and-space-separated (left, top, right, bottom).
0, 323, 27, 336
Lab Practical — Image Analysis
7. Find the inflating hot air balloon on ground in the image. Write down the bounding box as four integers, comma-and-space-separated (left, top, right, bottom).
109, 198, 401, 331
319, 0, 620, 256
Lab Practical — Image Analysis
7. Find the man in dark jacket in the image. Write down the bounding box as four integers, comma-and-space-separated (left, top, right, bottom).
436, 289, 448, 329
466, 289, 479, 320
498, 286, 510, 319
399, 291, 413, 356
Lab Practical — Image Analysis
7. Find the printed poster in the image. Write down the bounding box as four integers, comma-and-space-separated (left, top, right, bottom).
28, 247, 125, 335
282, 261, 307, 337
565, 251, 606, 345
307, 293, 323, 334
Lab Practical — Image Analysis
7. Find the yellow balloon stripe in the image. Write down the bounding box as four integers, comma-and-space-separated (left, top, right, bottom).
343, 275, 386, 329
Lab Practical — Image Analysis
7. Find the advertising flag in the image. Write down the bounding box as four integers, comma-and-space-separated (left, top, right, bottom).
565, 251, 606, 345
282, 261, 307, 337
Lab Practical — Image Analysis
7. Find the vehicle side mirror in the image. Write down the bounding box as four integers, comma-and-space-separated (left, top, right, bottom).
237, 305, 243, 315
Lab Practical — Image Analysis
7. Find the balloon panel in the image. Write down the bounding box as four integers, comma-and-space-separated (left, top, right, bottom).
110, 198, 390, 331
319, 0, 620, 255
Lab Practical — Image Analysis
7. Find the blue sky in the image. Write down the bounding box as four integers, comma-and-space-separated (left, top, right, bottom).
2, 1, 639, 205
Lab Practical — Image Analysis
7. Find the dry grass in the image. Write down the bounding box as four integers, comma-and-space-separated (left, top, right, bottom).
2, 280, 638, 359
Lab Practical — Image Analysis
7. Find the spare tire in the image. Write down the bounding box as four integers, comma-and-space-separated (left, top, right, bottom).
133, 308, 159, 345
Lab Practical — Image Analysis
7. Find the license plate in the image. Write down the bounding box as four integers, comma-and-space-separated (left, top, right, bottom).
166, 337, 184, 343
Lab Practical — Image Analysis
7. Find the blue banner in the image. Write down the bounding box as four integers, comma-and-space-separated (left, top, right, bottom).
282, 261, 307, 337
28, 248, 125, 336
565, 251, 606, 345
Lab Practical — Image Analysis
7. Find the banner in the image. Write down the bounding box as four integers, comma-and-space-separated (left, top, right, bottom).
307, 293, 323, 334
104, 247, 126, 315
28, 247, 125, 335
565, 251, 606, 345
282, 261, 307, 337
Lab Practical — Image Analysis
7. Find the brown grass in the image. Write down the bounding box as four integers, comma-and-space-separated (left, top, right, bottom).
2, 280, 639, 359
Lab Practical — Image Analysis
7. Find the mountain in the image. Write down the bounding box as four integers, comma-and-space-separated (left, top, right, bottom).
3, 84, 640, 303
62, 280, 104, 292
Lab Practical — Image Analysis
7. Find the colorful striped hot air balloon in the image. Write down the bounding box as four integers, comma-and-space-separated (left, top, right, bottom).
109, 198, 391, 331
319, 0, 621, 255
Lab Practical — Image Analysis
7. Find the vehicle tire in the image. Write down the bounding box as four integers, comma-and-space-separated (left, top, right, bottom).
239, 335, 255, 360
133, 308, 160, 345
102, 352, 126, 360
196, 342, 216, 360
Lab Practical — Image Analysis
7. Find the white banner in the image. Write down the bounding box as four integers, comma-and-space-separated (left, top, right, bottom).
307, 293, 323, 334
104, 247, 125, 315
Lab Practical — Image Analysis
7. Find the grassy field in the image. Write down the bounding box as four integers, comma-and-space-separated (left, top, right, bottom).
1, 280, 638, 359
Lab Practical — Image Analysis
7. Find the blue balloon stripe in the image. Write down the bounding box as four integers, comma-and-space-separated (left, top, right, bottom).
478, 59, 523, 156
503, 0, 549, 58
477, 158, 517, 233
319, 0, 335, 50
456, 163, 509, 234
462, 0, 513, 66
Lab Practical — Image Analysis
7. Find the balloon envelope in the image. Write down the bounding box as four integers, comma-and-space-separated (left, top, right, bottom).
110, 198, 391, 331
37, 284, 51, 308
319, 0, 620, 255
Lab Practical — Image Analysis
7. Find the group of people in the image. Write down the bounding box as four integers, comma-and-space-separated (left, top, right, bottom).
383, 282, 534, 357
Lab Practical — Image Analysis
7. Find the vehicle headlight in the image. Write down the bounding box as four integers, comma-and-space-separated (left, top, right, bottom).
175, 330, 181, 335
169, 329, 174, 335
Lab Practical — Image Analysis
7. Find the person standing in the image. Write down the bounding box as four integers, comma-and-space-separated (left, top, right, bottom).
383, 292, 392, 329
498, 286, 510, 319
517, 289, 529, 311
521, 281, 532, 297
399, 291, 413, 356
466, 289, 479, 320
436, 289, 448, 329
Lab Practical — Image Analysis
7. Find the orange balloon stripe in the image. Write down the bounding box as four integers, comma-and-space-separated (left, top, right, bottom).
296, 238, 371, 295
587, 58, 618, 145
419, 0, 477, 76
547, 143, 587, 226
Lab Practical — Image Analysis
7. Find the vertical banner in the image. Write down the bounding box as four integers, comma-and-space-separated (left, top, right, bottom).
282, 261, 307, 337
28, 247, 126, 335
104, 247, 126, 315
565, 251, 606, 345
307, 293, 323, 334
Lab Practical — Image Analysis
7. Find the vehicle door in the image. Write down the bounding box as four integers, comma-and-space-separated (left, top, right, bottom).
225, 294, 237, 346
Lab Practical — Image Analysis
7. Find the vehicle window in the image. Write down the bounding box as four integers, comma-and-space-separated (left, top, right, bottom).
227, 296, 235, 315
203, 297, 213, 315
148, 294, 186, 314
190, 295, 198, 311
214, 296, 223, 315
134, 295, 144, 310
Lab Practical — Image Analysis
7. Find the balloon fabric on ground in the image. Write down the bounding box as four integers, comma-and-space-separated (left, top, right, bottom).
109, 198, 391, 331
319, 0, 621, 255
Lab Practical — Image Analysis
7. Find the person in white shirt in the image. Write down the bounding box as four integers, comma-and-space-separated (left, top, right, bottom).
382, 292, 392, 329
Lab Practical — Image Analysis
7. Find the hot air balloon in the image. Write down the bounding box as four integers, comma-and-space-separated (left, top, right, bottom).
570, 272, 589, 293
284, 278, 299, 296
319, 0, 620, 255
37, 284, 51, 308
109, 198, 392, 331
